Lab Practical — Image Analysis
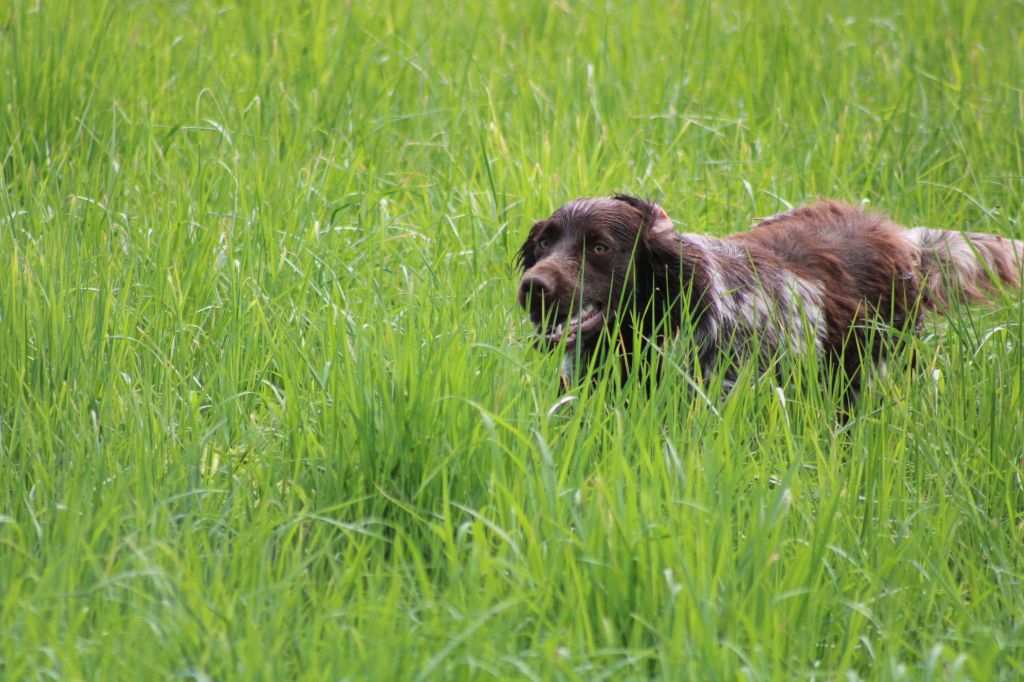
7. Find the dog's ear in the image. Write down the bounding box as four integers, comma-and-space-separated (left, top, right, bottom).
640, 207, 682, 272
612, 194, 674, 236
515, 220, 546, 271
627, 199, 688, 306
647, 203, 674, 238
611, 194, 679, 260
611, 193, 652, 221
615, 195, 710, 321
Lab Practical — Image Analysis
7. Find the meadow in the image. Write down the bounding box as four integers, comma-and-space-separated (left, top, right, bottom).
2, 0, 1023, 678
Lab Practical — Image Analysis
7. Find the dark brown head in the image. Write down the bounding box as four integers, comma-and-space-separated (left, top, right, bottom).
516, 195, 692, 357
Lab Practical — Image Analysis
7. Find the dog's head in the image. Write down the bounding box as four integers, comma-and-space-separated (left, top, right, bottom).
516, 194, 685, 356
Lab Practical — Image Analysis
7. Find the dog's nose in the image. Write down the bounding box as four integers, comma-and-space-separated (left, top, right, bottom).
518, 274, 555, 311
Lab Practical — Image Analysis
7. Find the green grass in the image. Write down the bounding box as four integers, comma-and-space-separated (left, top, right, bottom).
2, 0, 1023, 679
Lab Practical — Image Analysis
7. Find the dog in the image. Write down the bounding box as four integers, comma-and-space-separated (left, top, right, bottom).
516, 195, 1023, 400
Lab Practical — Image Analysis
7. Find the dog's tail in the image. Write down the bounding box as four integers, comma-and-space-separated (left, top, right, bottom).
905, 227, 1024, 310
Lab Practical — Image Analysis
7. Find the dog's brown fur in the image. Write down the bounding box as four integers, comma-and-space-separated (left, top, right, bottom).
517, 195, 1023, 399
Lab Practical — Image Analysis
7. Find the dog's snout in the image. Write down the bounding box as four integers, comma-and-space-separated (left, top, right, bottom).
518, 273, 556, 311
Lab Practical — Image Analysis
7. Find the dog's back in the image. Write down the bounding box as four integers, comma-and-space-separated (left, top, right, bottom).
740, 201, 1022, 315
712, 201, 1023, 391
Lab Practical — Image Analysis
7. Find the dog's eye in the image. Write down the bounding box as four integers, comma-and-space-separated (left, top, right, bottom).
592, 243, 608, 254
537, 238, 550, 250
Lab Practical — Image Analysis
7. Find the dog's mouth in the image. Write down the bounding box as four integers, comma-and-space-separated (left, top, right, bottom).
535, 304, 606, 350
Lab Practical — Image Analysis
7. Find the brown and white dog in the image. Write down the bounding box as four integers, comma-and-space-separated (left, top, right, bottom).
516, 195, 1023, 399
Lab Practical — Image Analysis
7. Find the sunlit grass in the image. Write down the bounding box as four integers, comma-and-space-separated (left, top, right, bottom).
2, 0, 1022, 679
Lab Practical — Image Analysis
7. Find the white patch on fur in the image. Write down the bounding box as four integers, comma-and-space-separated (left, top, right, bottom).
684, 238, 827, 366
906, 227, 986, 295
700, 240, 780, 353
782, 274, 827, 352
946, 235, 985, 282
903, 227, 925, 248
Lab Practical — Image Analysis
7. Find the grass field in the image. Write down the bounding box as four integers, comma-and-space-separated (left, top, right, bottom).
2, 0, 1023, 679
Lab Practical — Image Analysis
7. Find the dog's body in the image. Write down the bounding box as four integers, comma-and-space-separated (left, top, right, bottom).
517, 196, 1023, 399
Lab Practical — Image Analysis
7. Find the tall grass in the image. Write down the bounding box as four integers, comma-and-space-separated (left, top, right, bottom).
2, 0, 1022, 678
